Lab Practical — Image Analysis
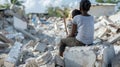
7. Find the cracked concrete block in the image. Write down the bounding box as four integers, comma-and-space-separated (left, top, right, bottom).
64, 47, 96, 67
4, 42, 23, 67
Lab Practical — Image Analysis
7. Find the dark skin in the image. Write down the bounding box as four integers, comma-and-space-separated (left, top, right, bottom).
68, 9, 90, 37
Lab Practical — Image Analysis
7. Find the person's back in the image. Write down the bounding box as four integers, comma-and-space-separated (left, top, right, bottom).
73, 15, 94, 45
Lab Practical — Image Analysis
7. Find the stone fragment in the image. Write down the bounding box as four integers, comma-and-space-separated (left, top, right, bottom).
34, 43, 47, 52
108, 33, 120, 44
55, 55, 64, 67
36, 51, 52, 66
4, 42, 23, 67
13, 16, 27, 30
0, 54, 7, 67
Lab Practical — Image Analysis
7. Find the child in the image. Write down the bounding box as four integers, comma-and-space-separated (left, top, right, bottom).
59, 0, 94, 57
67, 9, 81, 35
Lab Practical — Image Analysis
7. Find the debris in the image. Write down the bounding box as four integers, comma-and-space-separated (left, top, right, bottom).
4, 42, 23, 67
55, 55, 64, 67
34, 43, 47, 52
0, 54, 7, 67
36, 51, 53, 66
0, 7, 120, 67
13, 16, 27, 30
108, 33, 120, 44
16, 28, 39, 40
0, 34, 13, 44
64, 44, 115, 67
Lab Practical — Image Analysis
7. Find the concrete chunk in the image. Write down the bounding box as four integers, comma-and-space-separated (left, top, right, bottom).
4, 42, 23, 67
34, 43, 47, 52
108, 33, 120, 44
64, 47, 96, 67
25, 58, 38, 67
55, 55, 64, 67
0, 34, 13, 44
36, 51, 52, 66
0, 54, 7, 67
16, 28, 39, 40
14, 16, 27, 30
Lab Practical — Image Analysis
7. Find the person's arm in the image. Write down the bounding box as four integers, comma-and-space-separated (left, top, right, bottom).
67, 24, 77, 37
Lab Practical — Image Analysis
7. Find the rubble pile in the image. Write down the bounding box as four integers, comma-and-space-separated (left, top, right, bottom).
0, 7, 120, 67
94, 12, 120, 45
0, 10, 66, 67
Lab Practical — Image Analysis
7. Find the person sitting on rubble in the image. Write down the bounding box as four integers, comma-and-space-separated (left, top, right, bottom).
67, 9, 81, 35
59, 0, 94, 57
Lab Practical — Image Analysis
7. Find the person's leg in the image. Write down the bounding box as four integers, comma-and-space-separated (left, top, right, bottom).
59, 37, 85, 56
59, 38, 67, 57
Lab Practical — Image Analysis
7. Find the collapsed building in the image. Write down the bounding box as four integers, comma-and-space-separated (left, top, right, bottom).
0, 4, 120, 67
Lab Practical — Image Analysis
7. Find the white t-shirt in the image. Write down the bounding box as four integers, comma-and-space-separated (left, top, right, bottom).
72, 15, 94, 45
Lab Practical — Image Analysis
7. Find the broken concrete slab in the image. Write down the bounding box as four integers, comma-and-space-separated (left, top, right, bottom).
0, 34, 13, 44
13, 16, 27, 30
34, 42, 47, 52
0, 42, 10, 49
4, 42, 23, 67
16, 28, 39, 40
47, 45, 54, 51
94, 26, 108, 38
108, 33, 120, 44
36, 51, 53, 66
25, 58, 38, 67
19, 50, 34, 64
24, 40, 38, 48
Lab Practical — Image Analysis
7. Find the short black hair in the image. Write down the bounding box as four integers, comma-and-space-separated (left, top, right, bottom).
80, 0, 91, 11
72, 9, 81, 18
